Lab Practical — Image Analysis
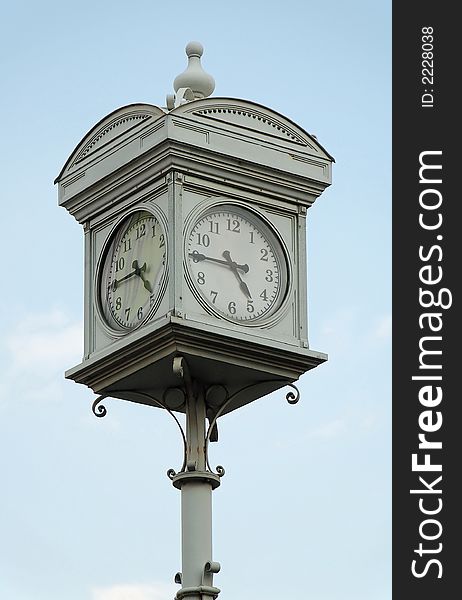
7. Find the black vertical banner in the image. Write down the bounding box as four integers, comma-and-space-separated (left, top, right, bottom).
393, 3, 459, 598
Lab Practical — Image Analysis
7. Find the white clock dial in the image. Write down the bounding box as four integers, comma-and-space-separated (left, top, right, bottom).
186, 205, 288, 323
99, 210, 167, 331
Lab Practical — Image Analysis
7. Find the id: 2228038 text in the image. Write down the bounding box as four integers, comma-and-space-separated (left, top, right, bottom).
421, 26, 434, 108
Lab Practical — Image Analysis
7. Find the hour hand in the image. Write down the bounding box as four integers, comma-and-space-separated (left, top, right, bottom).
133, 260, 153, 293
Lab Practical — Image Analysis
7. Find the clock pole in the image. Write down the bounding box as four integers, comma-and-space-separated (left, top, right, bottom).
170, 357, 222, 600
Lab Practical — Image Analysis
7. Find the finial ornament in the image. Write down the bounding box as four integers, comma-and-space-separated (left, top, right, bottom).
173, 41, 215, 101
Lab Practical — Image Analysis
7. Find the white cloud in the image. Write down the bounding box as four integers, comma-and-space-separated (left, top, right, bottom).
318, 308, 356, 353
317, 310, 392, 362
307, 418, 347, 439
0, 308, 82, 404
360, 413, 377, 431
6, 308, 82, 372
374, 314, 392, 340
92, 582, 177, 600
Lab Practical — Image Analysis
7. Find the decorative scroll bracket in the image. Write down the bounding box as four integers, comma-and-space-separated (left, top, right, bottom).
91, 363, 301, 483
92, 395, 107, 418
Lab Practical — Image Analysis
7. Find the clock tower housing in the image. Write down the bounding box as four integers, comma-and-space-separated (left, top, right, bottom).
55, 42, 334, 416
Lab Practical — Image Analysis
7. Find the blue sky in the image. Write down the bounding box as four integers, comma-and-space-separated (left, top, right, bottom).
0, 1, 391, 599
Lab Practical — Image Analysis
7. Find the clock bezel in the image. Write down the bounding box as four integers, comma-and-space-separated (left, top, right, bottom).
183, 199, 293, 327
95, 203, 169, 336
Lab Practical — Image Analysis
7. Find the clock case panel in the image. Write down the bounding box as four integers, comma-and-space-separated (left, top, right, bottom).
56, 99, 333, 416
88, 188, 171, 356
179, 189, 301, 345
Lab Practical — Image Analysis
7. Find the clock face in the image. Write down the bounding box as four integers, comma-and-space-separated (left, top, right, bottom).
98, 210, 167, 331
185, 204, 289, 323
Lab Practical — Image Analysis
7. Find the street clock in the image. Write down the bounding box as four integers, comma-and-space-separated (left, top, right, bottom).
56, 41, 334, 600
55, 42, 333, 417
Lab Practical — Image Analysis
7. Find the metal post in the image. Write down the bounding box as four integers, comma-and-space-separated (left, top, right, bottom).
171, 371, 221, 600
181, 476, 213, 586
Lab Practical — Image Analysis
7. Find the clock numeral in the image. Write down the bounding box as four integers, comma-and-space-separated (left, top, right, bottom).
226, 219, 240, 233
159, 233, 165, 248
125, 308, 131, 320
115, 297, 122, 310
123, 238, 132, 253
249, 231, 255, 244
150, 294, 156, 307
260, 248, 269, 261
136, 223, 146, 239
209, 221, 220, 234
152, 224, 157, 237
260, 289, 268, 301
196, 233, 210, 247
265, 269, 273, 282
137, 307, 143, 320
210, 290, 218, 303
246, 300, 254, 313
197, 272, 206, 285
228, 301, 236, 315
115, 257, 125, 272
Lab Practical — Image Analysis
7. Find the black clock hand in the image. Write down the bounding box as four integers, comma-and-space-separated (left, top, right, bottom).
111, 269, 137, 291
189, 250, 249, 273
110, 261, 152, 292
222, 250, 252, 299
132, 260, 153, 293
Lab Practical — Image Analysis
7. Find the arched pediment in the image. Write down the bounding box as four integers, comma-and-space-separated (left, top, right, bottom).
172, 97, 333, 161
55, 103, 166, 183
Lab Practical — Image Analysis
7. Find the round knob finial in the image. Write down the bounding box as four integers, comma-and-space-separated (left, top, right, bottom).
185, 41, 203, 58
173, 41, 215, 100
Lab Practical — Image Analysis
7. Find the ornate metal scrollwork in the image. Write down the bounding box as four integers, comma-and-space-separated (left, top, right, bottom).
92, 395, 108, 418
91, 389, 188, 477
215, 465, 225, 477
167, 468, 177, 480
204, 380, 302, 474
285, 383, 301, 404
91, 365, 300, 482
127, 390, 188, 477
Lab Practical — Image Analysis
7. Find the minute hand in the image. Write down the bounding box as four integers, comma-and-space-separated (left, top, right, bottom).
111, 269, 137, 290
189, 251, 249, 273
222, 250, 252, 300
